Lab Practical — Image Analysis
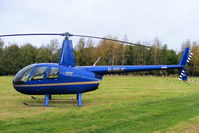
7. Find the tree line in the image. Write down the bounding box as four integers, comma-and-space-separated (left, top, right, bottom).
0, 37, 199, 76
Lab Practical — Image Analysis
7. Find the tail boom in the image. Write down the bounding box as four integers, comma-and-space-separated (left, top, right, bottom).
76, 47, 192, 81
77, 65, 184, 74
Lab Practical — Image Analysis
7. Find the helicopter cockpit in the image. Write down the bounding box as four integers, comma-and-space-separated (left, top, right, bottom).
13, 64, 60, 85
13, 64, 35, 84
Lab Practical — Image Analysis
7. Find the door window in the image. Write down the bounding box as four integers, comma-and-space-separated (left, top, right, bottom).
47, 67, 59, 79
30, 67, 47, 80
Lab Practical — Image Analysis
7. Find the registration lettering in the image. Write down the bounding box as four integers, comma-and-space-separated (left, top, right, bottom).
108, 67, 125, 72
66, 72, 73, 76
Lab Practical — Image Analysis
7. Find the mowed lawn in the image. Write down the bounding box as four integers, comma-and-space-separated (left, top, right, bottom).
0, 76, 199, 133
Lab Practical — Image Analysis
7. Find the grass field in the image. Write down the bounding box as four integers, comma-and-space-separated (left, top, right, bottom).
0, 76, 199, 133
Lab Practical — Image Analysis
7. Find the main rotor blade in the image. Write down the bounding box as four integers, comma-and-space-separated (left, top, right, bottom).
69, 34, 150, 48
0, 33, 66, 38
0, 32, 150, 48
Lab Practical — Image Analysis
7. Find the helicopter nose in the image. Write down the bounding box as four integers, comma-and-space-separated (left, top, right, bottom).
14, 85, 34, 95
13, 84, 25, 94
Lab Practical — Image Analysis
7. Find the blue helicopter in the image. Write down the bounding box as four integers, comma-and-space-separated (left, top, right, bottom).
0, 32, 192, 107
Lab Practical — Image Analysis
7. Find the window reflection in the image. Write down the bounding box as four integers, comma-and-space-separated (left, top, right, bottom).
47, 67, 59, 79
30, 67, 47, 80
13, 64, 34, 84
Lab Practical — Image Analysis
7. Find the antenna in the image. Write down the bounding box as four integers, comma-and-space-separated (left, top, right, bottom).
93, 57, 101, 66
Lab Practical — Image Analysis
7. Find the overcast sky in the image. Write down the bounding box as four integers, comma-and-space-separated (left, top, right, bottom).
0, 0, 199, 50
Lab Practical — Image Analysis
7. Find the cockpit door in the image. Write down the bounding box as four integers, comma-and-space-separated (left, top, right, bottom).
28, 66, 47, 84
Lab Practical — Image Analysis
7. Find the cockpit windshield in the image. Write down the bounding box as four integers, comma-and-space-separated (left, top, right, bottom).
13, 64, 35, 84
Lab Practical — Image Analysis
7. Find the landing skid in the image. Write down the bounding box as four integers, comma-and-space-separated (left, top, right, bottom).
26, 93, 83, 107
23, 102, 75, 107
31, 96, 77, 101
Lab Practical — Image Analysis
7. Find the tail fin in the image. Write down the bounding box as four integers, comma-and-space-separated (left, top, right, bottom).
178, 47, 193, 81
179, 47, 191, 66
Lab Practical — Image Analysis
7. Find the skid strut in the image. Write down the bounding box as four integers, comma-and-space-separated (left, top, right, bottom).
77, 93, 82, 107
44, 94, 50, 106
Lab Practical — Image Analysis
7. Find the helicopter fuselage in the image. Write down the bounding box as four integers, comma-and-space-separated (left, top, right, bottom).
13, 63, 102, 95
